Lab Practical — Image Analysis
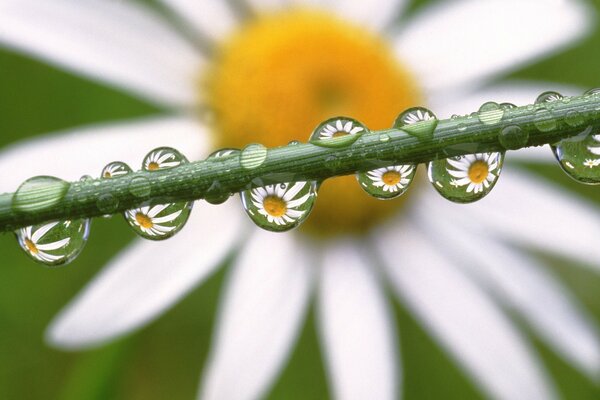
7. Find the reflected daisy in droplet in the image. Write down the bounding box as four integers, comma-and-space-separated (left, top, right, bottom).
316, 119, 365, 139
400, 107, 436, 125
251, 183, 310, 225
1, 0, 599, 399
101, 161, 132, 178
144, 148, 182, 171
447, 153, 501, 194
367, 165, 414, 193
589, 134, 600, 155
125, 204, 183, 237
17, 222, 70, 263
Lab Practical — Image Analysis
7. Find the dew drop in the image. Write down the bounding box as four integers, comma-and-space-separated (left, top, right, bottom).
128, 176, 152, 198
16, 219, 90, 266
207, 148, 240, 160
457, 123, 467, 132
204, 180, 231, 205
309, 117, 367, 148
477, 102, 504, 125
584, 88, 600, 96
427, 152, 505, 203
498, 125, 529, 150
240, 143, 268, 170
357, 164, 416, 200
534, 108, 557, 132
379, 134, 390, 142
143, 147, 187, 171
564, 110, 585, 128
394, 107, 438, 139
13, 176, 70, 214
97, 194, 119, 214
500, 102, 517, 110
551, 126, 600, 184
102, 161, 132, 178
536, 91, 563, 104
240, 181, 317, 232
288, 140, 301, 146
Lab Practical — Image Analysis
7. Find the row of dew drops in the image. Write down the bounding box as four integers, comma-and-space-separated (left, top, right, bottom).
14, 88, 600, 267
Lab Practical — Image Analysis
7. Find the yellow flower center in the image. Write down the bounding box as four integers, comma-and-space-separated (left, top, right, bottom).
24, 238, 39, 254
135, 213, 154, 229
263, 196, 288, 217
468, 161, 489, 184
382, 170, 402, 186
103, 172, 112, 178
147, 162, 160, 171
206, 10, 422, 235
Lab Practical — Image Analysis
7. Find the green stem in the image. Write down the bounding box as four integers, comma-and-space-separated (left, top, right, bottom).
2, 92, 599, 233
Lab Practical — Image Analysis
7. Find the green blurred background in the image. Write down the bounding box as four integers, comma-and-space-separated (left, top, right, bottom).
1, 0, 600, 398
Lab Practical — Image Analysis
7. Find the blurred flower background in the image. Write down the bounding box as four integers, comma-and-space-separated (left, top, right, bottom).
1, 0, 600, 399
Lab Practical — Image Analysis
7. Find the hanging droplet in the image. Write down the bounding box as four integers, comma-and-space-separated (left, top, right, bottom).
394, 107, 438, 139
16, 219, 90, 267
428, 152, 505, 203
240, 181, 317, 232
498, 125, 529, 150
13, 176, 70, 214
124, 147, 192, 240
551, 125, 600, 184
356, 165, 416, 200
309, 117, 367, 148
101, 161, 132, 178
477, 102, 504, 125
240, 143, 268, 170
536, 91, 563, 104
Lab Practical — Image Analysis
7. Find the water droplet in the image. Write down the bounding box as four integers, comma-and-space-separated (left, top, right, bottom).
564, 110, 585, 127
552, 126, 600, 184
309, 117, 367, 148
534, 108, 557, 132
500, 102, 517, 110
143, 147, 187, 171
13, 176, 70, 214
240, 143, 268, 170
584, 88, 600, 96
428, 152, 505, 203
102, 161, 132, 178
536, 91, 563, 104
457, 123, 467, 132
204, 180, 231, 205
288, 140, 301, 146
207, 148, 240, 160
357, 164, 416, 200
478, 102, 504, 125
16, 219, 90, 266
498, 125, 529, 150
124, 202, 193, 240
97, 194, 119, 214
128, 176, 152, 197
379, 134, 390, 142
240, 181, 317, 232
394, 107, 438, 139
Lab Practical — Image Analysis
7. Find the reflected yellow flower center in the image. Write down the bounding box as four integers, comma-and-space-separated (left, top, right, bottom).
263, 196, 287, 217
103, 172, 112, 178
382, 170, 402, 186
332, 131, 348, 138
147, 162, 160, 171
468, 161, 489, 184
24, 238, 39, 254
206, 10, 422, 235
135, 213, 154, 229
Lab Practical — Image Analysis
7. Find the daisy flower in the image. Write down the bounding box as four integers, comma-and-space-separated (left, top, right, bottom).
16, 222, 71, 264
366, 165, 414, 193
124, 204, 183, 237
446, 153, 501, 194
0, 1, 599, 399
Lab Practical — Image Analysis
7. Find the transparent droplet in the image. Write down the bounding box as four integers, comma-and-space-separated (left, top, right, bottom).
428, 152, 505, 203
499, 125, 529, 150
564, 110, 585, 128
357, 164, 416, 200
102, 161, 132, 178
500, 102, 517, 110
128, 176, 152, 197
288, 140, 301, 146
584, 88, 600, 97
534, 108, 557, 132
207, 148, 240, 161
552, 126, 600, 184
204, 180, 231, 205
240, 181, 317, 232
240, 143, 268, 170
536, 91, 563, 104
309, 117, 367, 148
125, 147, 192, 240
379, 133, 390, 142
13, 176, 70, 214
16, 219, 90, 267
394, 107, 438, 139
478, 102, 504, 125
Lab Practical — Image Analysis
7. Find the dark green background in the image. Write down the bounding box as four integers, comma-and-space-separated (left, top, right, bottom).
1, 0, 600, 398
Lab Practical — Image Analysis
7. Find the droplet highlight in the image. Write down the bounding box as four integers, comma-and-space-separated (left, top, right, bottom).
357, 165, 416, 200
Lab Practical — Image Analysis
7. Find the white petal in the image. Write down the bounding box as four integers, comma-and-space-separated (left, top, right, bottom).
318, 241, 398, 400
31, 222, 59, 243
396, 0, 593, 92
416, 206, 600, 377
158, 0, 237, 41
0, 0, 203, 107
316, 0, 408, 31
47, 201, 246, 348
373, 219, 555, 400
0, 116, 208, 193
200, 231, 313, 400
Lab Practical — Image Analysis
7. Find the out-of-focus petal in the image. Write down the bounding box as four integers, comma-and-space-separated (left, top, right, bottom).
0, 116, 208, 192
395, 0, 593, 93
415, 204, 600, 377
0, 0, 203, 107
200, 231, 313, 400
47, 200, 246, 349
316, 0, 408, 31
373, 219, 556, 400
317, 240, 399, 400
158, 0, 237, 41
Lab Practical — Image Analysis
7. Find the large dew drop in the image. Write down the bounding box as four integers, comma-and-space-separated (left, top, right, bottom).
309, 117, 367, 148
13, 176, 70, 214
394, 107, 438, 139
16, 219, 90, 267
240, 181, 317, 232
552, 128, 600, 184
124, 147, 193, 240
428, 152, 505, 203
356, 164, 416, 200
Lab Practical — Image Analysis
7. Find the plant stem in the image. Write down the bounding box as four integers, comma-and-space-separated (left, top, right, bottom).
2, 92, 600, 233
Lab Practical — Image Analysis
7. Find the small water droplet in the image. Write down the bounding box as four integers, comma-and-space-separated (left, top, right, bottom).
564, 110, 585, 128
379, 134, 390, 142
394, 107, 438, 139
477, 102, 504, 125
534, 108, 557, 132
536, 91, 563, 104
552, 126, 600, 184
309, 117, 367, 148
357, 164, 416, 200
500, 102, 517, 110
204, 180, 231, 205
128, 176, 152, 197
288, 140, 301, 146
457, 123, 467, 132
240, 181, 317, 232
16, 219, 90, 266
80, 175, 93, 181
498, 125, 529, 150
584, 88, 600, 96
102, 161, 132, 178
240, 143, 268, 170
97, 194, 119, 214
143, 147, 187, 171
427, 152, 505, 203
207, 148, 240, 160
13, 176, 70, 214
